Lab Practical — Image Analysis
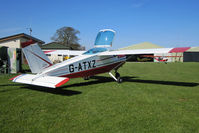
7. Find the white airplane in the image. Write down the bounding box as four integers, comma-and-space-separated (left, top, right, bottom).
10, 29, 191, 88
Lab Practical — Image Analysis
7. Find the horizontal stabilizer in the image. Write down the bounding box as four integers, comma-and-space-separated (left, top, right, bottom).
10, 74, 69, 88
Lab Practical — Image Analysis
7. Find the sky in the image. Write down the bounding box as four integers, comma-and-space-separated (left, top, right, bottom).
0, 0, 199, 49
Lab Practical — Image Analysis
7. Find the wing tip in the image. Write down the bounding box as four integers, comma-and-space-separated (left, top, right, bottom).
55, 78, 70, 87
9, 74, 21, 81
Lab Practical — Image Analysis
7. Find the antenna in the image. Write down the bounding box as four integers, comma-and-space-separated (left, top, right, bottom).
26, 28, 32, 36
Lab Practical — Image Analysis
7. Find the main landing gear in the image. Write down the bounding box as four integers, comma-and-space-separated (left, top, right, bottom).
108, 61, 125, 83
109, 71, 122, 83
83, 76, 90, 80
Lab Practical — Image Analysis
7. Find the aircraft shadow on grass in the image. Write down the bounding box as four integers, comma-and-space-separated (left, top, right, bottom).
22, 85, 82, 96
126, 77, 198, 87
0, 83, 82, 96
91, 76, 199, 87
59, 76, 198, 89
1, 76, 198, 96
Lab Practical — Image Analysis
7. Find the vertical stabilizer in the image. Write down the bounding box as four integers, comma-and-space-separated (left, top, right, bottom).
22, 42, 52, 73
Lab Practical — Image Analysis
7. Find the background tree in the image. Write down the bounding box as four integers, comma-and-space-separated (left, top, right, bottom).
51, 27, 83, 50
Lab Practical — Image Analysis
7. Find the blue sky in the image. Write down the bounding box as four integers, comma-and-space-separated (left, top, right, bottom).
0, 0, 199, 49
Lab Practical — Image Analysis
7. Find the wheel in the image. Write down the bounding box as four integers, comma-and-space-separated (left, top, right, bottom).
117, 77, 123, 83
115, 72, 122, 83
115, 72, 120, 79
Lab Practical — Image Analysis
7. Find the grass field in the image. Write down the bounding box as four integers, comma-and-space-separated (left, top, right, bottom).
0, 62, 199, 133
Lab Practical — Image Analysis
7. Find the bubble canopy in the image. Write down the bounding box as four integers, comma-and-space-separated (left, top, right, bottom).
94, 29, 115, 47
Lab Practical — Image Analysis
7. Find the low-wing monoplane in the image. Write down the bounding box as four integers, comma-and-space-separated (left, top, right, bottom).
10, 29, 190, 88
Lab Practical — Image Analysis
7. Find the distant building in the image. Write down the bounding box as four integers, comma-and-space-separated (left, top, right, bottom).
119, 42, 199, 62
41, 42, 85, 63
119, 42, 163, 50
40, 42, 70, 50
119, 42, 163, 62
184, 47, 199, 62
0, 33, 45, 73
0, 33, 44, 48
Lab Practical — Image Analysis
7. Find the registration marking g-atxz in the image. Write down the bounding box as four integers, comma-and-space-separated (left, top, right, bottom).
69, 60, 96, 73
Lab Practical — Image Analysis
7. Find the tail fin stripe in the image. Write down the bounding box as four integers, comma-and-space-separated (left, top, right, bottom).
22, 43, 52, 73
29, 50, 52, 66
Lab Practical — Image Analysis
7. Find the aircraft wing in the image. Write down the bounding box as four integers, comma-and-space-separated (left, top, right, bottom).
43, 50, 86, 56
98, 48, 173, 56
10, 74, 70, 88
99, 47, 192, 56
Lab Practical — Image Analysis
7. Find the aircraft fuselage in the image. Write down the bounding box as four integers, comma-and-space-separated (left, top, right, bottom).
39, 54, 126, 79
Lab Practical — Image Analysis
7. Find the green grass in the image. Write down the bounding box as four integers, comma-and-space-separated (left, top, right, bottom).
0, 62, 199, 133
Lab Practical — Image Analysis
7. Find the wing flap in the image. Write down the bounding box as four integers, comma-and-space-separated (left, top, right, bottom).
11, 74, 69, 88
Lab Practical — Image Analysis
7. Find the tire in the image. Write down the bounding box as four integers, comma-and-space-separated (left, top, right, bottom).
115, 72, 120, 79
117, 77, 122, 83
115, 72, 122, 83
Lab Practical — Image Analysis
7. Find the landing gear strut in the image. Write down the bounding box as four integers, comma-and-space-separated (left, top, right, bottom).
109, 71, 122, 83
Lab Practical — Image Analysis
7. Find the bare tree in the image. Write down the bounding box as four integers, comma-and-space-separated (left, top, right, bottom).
51, 27, 82, 50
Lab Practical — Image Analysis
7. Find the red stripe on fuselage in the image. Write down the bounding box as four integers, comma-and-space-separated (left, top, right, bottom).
60, 61, 125, 78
